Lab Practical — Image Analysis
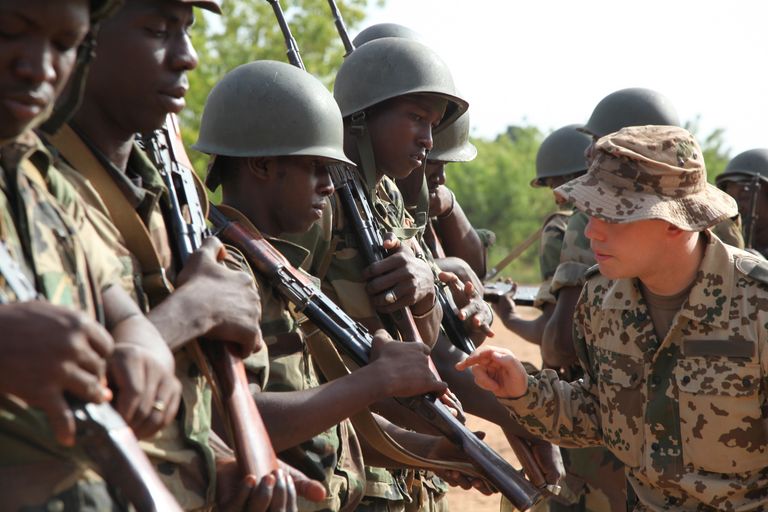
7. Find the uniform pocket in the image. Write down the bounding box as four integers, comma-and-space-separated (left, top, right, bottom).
596, 351, 645, 468
675, 358, 766, 473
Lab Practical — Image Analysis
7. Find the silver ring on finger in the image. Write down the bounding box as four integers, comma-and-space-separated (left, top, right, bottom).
384, 289, 397, 305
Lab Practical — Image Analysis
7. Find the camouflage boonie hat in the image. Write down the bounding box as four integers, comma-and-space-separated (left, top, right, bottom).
554, 125, 738, 230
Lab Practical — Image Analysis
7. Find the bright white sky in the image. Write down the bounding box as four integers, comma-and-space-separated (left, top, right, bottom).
361, 0, 767, 156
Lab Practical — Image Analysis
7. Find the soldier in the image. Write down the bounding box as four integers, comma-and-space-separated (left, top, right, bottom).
716, 149, 768, 258
495, 124, 625, 512
194, 59, 458, 512
460, 125, 768, 511
41, 0, 321, 509
0, 0, 182, 509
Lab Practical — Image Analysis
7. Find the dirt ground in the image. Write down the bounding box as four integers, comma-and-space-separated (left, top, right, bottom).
445, 305, 543, 512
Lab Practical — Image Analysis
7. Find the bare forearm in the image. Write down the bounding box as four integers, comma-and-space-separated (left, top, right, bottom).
147, 284, 213, 350
540, 287, 579, 369
254, 368, 385, 452
412, 294, 442, 346
434, 201, 486, 277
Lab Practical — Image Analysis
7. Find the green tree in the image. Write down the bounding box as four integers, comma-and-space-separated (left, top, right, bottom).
446, 125, 552, 283
684, 117, 731, 182
182, 0, 379, 179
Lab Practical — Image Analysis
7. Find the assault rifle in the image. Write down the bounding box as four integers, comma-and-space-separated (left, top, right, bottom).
0, 243, 182, 511
326, 0, 355, 55
208, 205, 542, 511
140, 113, 278, 486
266, 0, 305, 69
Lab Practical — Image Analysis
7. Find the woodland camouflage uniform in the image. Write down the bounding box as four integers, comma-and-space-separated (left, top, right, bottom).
0, 131, 125, 510
47, 132, 218, 510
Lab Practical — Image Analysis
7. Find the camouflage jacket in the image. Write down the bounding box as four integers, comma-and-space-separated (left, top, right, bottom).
218, 205, 367, 512
287, 176, 428, 505
501, 233, 768, 511
48, 128, 217, 510
534, 210, 572, 307
0, 131, 123, 501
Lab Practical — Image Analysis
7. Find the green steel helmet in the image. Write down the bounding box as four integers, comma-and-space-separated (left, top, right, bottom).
352, 23, 424, 47
333, 37, 468, 133
193, 60, 353, 166
428, 111, 476, 162
532, 124, 591, 187
581, 87, 680, 138
716, 149, 768, 189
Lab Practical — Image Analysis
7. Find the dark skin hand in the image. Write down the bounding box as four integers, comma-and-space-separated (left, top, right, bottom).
216, 460, 327, 512
103, 284, 181, 439
0, 301, 114, 447
492, 289, 554, 347
148, 237, 262, 357
362, 234, 442, 345
435, 256, 484, 292
438, 271, 494, 346
254, 330, 447, 452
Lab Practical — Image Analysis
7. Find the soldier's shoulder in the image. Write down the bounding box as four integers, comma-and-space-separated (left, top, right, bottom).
731, 247, 768, 287
541, 210, 572, 231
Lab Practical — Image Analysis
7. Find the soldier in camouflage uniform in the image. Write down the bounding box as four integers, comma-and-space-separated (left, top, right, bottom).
0, 0, 182, 509
460, 125, 768, 511
716, 149, 768, 259
41, 0, 321, 509
194, 60, 456, 512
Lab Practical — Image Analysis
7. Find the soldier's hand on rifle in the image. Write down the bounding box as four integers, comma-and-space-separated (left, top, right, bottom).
368, 330, 448, 398
427, 433, 496, 495
175, 237, 262, 357
527, 438, 565, 488
455, 346, 529, 399
0, 302, 114, 446
439, 271, 494, 345
108, 343, 181, 439
363, 233, 436, 314
490, 285, 520, 327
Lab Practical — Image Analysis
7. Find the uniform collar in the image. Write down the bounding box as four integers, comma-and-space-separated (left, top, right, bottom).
599, 231, 731, 329
1, 131, 53, 182
216, 203, 311, 269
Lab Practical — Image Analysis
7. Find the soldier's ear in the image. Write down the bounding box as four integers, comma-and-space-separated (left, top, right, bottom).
245, 157, 270, 180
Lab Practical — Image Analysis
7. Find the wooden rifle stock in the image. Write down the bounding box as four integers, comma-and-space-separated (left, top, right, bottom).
208, 206, 542, 510
72, 401, 183, 512
142, 114, 279, 485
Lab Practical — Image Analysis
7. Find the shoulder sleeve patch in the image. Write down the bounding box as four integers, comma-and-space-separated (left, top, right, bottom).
735, 253, 768, 285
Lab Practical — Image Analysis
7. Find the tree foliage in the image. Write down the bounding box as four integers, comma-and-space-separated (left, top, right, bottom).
182, 0, 378, 176
448, 122, 732, 283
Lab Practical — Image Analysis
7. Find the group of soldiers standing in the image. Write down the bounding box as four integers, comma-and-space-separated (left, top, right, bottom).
0, 0, 766, 511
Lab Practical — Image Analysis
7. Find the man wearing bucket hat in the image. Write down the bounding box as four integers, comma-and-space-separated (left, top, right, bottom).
459, 125, 768, 511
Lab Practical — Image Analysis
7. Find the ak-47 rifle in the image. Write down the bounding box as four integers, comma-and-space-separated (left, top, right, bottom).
326, 0, 355, 55
140, 113, 278, 486
266, 0, 305, 69
0, 243, 182, 511
208, 205, 542, 511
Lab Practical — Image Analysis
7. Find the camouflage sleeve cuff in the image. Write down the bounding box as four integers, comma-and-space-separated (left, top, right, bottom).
497, 374, 537, 411
533, 279, 556, 308
550, 261, 590, 294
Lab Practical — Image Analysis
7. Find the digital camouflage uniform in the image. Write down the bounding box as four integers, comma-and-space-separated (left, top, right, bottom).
217, 205, 367, 512
505, 125, 768, 511
0, 131, 125, 510
289, 177, 448, 512
47, 127, 218, 511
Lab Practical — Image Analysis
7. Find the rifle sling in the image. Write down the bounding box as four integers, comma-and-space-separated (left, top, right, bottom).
48, 125, 172, 300
302, 322, 483, 478
47, 125, 224, 420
